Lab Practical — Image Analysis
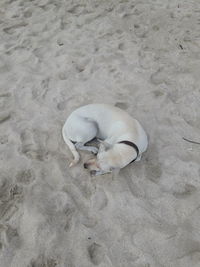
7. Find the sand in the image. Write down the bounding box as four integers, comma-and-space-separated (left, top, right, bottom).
0, 0, 200, 266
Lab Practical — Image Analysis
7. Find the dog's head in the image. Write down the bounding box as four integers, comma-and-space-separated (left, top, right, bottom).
83, 141, 115, 175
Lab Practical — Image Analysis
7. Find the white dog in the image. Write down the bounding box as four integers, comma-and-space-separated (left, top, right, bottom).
62, 104, 148, 175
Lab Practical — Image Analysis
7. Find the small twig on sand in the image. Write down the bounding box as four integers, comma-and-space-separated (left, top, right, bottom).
183, 137, 200, 145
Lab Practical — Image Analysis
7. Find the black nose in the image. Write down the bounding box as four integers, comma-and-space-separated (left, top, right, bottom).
83, 163, 88, 169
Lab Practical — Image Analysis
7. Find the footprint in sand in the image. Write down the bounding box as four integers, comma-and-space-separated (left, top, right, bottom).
16, 169, 36, 185
0, 93, 12, 124
0, 178, 23, 222
91, 188, 108, 211
28, 255, 57, 267
62, 183, 97, 228
5, 225, 21, 248
0, 112, 11, 124
88, 242, 105, 265
20, 129, 49, 161
150, 67, 168, 85
144, 162, 162, 183
3, 22, 28, 35
144, 145, 162, 183
0, 135, 9, 144
63, 203, 76, 232
20, 129, 35, 154
23, 10, 32, 18
173, 184, 197, 199
0, 177, 11, 201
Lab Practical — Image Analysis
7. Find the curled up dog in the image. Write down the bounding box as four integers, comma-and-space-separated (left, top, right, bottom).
62, 104, 148, 176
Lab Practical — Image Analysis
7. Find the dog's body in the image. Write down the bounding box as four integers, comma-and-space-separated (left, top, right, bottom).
62, 104, 148, 175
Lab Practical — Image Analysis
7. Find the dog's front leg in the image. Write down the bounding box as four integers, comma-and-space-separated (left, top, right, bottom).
90, 170, 111, 176
90, 168, 120, 177
75, 142, 98, 154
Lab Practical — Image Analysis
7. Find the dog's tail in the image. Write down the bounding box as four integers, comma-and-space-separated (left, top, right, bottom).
62, 126, 80, 167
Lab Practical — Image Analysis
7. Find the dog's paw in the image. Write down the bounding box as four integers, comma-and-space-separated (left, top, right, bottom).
69, 161, 77, 167
90, 170, 97, 176
90, 170, 106, 176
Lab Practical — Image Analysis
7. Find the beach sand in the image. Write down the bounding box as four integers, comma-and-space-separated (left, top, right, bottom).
0, 0, 200, 266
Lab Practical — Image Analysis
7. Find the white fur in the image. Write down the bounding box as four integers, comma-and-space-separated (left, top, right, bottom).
62, 104, 148, 175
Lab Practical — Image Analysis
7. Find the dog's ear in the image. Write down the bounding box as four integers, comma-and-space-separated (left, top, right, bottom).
98, 140, 112, 152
